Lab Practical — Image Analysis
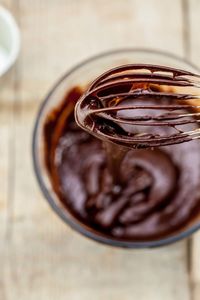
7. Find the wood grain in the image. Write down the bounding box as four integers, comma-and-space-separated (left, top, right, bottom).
0, 0, 194, 299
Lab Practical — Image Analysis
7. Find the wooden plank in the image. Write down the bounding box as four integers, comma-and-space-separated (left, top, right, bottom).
0, 2, 19, 299
1, 0, 13, 10
5, 238, 190, 300
193, 285, 200, 300
0, 91, 12, 239
192, 232, 200, 282
17, 0, 185, 105
188, 1, 200, 299
1, 0, 192, 299
0, 83, 13, 300
189, 0, 200, 67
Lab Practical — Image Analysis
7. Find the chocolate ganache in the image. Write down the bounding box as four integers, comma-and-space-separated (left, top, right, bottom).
43, 65, 200, 241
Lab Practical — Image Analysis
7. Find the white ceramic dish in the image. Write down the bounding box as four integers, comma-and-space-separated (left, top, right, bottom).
0, 5, 20, 76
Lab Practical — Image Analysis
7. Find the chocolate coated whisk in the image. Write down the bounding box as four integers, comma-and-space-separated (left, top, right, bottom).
75, 64, 200, 148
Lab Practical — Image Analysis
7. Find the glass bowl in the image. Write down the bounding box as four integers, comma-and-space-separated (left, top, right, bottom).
33, 48, 200, 248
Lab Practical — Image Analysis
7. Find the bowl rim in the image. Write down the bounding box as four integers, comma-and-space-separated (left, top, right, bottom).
32, 48, 200, 248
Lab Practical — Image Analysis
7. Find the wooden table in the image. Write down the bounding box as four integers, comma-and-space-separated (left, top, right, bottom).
1, 1, 200, 299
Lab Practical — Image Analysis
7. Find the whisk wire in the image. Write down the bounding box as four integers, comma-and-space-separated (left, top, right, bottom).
75, 64, 200, 148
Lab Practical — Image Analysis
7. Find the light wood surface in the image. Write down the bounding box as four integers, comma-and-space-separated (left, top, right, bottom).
0, 0, 200, 299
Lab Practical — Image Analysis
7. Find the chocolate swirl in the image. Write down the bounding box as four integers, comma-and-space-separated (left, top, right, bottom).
44, 85, 200, 241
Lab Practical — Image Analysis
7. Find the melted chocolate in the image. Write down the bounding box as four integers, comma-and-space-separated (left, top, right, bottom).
75, 64, 200, 148
43, 85, 200, 241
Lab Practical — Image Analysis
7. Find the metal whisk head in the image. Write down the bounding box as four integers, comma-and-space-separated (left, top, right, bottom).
75, 64, 200, 149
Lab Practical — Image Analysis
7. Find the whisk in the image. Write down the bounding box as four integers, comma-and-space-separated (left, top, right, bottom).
75, 64, 200, 149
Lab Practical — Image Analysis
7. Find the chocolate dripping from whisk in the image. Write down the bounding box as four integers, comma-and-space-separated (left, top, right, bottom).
75, 64, 200, 185
75, 64, 200, 148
